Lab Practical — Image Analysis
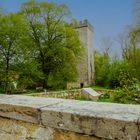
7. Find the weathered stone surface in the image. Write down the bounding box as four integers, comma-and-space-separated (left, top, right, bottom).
68, 20, 94, 88
54, 129, 102, 140
27, 89, 82, 100
0, 117, 54, 140
33, 127, 54, 140
41, 99, 140, 140
0, 95, 61, 123
77, 20, 94, 85
0, 117, 104, 140
0, 95, 61, 108
0, 95, 140, 140
0, 134, 25, 140
82, 88, 100, 101
0, 94, 14, 100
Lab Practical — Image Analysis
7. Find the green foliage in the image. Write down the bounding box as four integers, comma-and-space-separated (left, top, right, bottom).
0, 0, 83, 92
111, 78, 140, 104
98, 93, 111, 102
20, 0, 83, 88
95, 30, 140, 104
75, 95, 90, 101
126, 26, 140, 81
98, 78, 140, 104
0, 0, 84, 92
91, 85, 111, 90
94, 49, 110, 87
107, 60, 136, 88
0, 13, 28, 93
94, 48, 137, 88
17, 61, 44, 89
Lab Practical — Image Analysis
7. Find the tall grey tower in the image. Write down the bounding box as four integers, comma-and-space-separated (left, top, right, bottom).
67, 20, 94, 88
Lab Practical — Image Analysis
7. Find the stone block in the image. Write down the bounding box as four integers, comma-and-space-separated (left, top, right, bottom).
0, 95, 140, 140
82, 88, 100, 101
0, 95, 61, 123
41, 99, 140, 140
0, 117, 54, 140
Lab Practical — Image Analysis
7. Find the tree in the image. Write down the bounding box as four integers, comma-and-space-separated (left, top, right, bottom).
127, 26, 140, 80
124, 0, 140, 80
117, 26, 140, 81
100, 37, 113, 57
94, 49, 110, 87
0, 13, 27, 93
21, 0, 83, 88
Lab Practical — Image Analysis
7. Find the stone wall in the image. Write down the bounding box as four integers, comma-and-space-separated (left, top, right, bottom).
25, 88, 100, 101
26, 89, 82, 99
0, 95, 140, 140
0, 117, 102, 140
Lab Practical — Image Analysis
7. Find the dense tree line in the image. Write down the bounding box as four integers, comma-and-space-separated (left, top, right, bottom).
94, 16, 140, 104
94, 0, 140, 104
95, 33, 140, 104
0, 0, 83, 93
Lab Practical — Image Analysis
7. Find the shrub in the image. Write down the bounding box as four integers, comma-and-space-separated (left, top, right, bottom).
111, 78, 140, 104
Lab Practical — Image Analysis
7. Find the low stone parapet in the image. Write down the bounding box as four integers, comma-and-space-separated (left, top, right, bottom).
25, 89, 82, 99
0, 95, 140, 140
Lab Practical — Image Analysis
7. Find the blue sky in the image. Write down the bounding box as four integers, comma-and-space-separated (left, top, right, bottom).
0, 0, 134, 56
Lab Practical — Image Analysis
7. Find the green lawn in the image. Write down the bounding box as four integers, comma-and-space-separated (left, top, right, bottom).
91, 85, 114, 91
91, 86, 114, 103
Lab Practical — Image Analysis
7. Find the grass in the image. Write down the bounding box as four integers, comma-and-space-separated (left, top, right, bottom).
91, 85, 114, 91
97, 93, 112, 102
91, 85, 114, 103
75, 95, 91, 101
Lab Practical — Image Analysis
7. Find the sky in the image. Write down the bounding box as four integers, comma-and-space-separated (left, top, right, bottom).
0, 0, 135, 57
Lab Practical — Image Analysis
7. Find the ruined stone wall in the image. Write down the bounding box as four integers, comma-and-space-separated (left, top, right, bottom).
0, 95, 140, 140
26, 89, 82, 99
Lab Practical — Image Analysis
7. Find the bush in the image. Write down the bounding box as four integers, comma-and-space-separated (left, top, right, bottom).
111, 78, 140, 104
98, 93, 111, 102
98, 75, 140, 104
107, 60, 136, 88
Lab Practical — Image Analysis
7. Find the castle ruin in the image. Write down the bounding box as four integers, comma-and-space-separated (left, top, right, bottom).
67, 20, 94, 88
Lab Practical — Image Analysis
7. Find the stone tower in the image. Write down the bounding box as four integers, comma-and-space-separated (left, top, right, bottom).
67, 20, 94, 88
